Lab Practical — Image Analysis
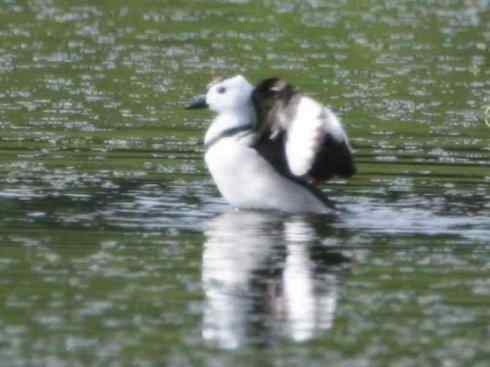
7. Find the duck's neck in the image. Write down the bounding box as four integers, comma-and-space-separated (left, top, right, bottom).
204, 106, 256, 146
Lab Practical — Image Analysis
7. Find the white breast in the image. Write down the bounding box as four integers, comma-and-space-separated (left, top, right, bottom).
205, 136, 329, 213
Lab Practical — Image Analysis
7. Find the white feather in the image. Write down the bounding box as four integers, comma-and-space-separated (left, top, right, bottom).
205, 137, 329, 213
285, 96, 348, 177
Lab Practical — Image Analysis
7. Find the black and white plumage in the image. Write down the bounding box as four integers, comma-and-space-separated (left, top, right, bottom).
252, 78, 355, 183
187, 75, 355, 213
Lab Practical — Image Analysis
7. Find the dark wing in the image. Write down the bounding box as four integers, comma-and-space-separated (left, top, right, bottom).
284, 99, 355, 181
252, 78, 355, 183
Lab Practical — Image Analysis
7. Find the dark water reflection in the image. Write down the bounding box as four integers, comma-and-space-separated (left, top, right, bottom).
1, 0, 490, 365
200, 201, 489, 350
202, 210, 348, 349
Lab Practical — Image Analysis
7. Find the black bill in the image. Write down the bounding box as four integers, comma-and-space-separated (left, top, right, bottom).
186, 94, 208, 110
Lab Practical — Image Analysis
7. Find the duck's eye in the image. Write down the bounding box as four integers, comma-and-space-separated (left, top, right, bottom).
217, 86, 226, 94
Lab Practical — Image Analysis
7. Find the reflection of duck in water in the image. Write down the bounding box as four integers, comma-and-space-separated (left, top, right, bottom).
187, 75, 355, 213
201, 210, 349, 349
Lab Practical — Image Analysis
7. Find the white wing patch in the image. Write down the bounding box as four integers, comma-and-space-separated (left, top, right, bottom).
285, 96, 347, 177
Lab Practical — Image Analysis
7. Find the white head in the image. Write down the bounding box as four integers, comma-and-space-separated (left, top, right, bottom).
187, 75, 256, 143
205, 75, 254, 113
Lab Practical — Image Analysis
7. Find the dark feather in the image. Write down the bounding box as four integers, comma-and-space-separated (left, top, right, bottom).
310, 134, 356, 181
252, 77, 356, 184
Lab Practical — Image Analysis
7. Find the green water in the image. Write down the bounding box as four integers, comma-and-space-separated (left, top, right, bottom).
1, 0, 489, 366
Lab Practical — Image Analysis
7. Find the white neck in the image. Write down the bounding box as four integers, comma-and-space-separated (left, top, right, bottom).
205, 105, 256, 145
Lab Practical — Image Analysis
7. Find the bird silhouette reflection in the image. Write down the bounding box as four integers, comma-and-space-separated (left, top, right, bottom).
201, 209, 350, 349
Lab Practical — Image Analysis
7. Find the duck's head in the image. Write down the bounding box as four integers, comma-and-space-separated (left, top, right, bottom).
187, 75, 254, 114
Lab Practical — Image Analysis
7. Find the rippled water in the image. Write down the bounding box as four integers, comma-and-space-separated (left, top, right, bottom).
1, 0, 489, 366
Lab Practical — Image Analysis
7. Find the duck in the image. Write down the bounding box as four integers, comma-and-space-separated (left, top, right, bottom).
186, 75, 355, 214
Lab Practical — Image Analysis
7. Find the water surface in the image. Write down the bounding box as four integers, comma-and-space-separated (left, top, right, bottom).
1, 0, 489, 366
